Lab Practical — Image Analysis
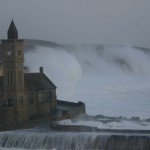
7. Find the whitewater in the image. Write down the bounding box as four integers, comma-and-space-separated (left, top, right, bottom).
24, 41, 150, 120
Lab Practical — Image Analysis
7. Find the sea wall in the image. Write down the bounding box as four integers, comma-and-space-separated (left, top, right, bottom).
57, 100, 86, 119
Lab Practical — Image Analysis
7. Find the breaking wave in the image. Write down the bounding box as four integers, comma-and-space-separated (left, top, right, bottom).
24, 40, 150, 119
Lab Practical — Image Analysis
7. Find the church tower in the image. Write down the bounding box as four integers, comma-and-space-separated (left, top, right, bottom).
1, 20, 28, 123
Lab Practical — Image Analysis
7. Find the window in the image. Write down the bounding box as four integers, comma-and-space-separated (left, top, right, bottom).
49, 91, 52, 102
38, 91, 51, 102
7, 70, 9, 85
18, 70, 19, 82
20, 70, 22, 81
29, 92, 34, 104
18, 70, 22, 83
8, 98, 13, 106
20, 96, 23, 106
38, 92, 43, 102
7, 70, 13, 85
18, 50, 22, 56
10, 70, 12, 85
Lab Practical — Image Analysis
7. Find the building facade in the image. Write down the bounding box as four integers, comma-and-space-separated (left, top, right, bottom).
0, 20, 57, 128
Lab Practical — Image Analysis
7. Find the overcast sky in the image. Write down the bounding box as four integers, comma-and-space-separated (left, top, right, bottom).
0, 0, 150, 48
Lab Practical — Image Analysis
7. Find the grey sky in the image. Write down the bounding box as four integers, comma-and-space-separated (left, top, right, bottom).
0, 0, 150, 48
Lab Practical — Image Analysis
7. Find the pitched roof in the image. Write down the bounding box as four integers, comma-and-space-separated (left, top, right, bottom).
0, 73, 56, 91
7, 20, 18, 39
24, 73, 56, 91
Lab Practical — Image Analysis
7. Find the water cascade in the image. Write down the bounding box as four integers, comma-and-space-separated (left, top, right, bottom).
0, 130, 150, 150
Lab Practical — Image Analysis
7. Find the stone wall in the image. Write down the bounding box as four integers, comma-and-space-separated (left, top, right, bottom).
37, 101, 51, 114
57, 100, 86, 118
26, 89, 57, 119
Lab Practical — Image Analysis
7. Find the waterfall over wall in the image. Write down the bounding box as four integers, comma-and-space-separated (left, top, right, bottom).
0, 130, 150, 150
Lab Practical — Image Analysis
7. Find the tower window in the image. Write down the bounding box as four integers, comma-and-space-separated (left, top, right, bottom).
18, 70, 22, 83
20, 96, 23, 107
10, 70, 12, 85
7, 70, 13, 85
29, 92, 34, 104
18, 50, 22, 56
18, 70, 20, 82
20, 71, 22, 81
7, 70, 9, 85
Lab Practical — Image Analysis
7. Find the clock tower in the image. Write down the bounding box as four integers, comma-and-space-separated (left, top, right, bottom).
1, 20, 28, 123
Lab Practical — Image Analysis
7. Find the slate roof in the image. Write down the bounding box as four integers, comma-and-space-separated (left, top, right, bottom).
24, 73, 56, 91
0, 73, 56, 91
7, 20, 18, 39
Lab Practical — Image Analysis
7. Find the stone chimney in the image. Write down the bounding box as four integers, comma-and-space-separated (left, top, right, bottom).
40, 67, 44, 74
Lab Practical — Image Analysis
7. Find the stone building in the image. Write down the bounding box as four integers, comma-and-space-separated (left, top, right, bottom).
0, 20, 57, 128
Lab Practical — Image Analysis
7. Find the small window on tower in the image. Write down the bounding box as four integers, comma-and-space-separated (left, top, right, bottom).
18, 50, 21, 56
29, 93, 34, 104
20, 96, 23, 107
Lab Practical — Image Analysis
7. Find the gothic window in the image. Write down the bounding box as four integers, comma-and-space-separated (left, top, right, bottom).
49, 91, 52, 102
20, 70, 22, 82
10, 70, 12, 85
18, 70, 22, 83
18, 70, 19, 82
38, 92, 43, 102
29, 92, 34, 104
7, 70, 9, 85
7, 70, 13, 85
20, 96, 23, 107
8, 98, 13, 106
18, 50, 21, 56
